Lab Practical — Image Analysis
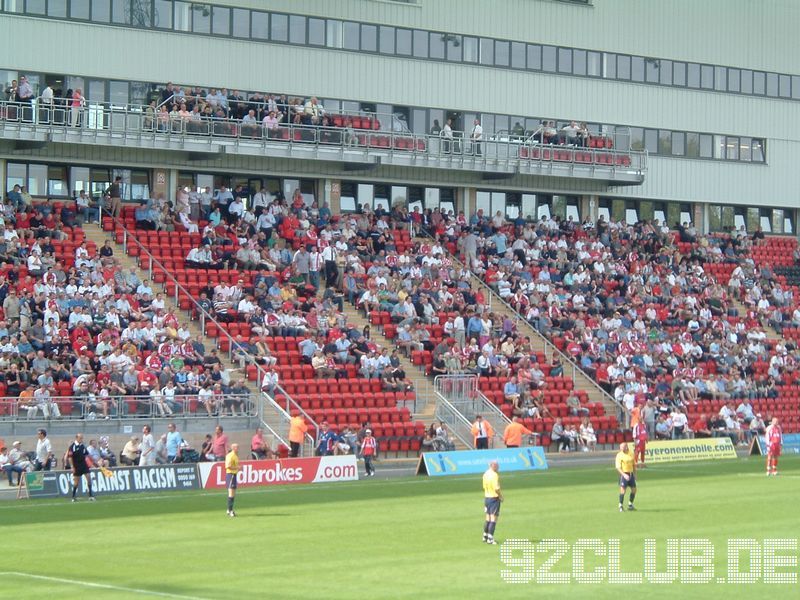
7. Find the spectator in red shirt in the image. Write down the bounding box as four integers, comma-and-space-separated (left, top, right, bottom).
692, 414, 712, 438
211, 425, 229, 461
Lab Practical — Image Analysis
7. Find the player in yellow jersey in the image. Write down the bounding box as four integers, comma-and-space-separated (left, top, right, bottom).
615, 442, 636, 512
482, 460, 503, 545
225, 443, 240, 517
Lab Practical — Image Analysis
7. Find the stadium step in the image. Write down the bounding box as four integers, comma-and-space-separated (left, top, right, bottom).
339, 301, 434, 419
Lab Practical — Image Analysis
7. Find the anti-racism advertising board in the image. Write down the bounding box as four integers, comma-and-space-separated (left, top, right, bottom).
24, 464, 200, 498
196, 455, 359, 489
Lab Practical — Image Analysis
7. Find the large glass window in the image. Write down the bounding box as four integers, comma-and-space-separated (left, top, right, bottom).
462, 36, 478, 63
379, 26, 394, 54
658, 60, 672, 85
479, 38, 494, 66
212, 6, 230, 36
587, 51, 601, 77
270, 13, 288, 42
91, 0, 110, 22
288, 14, 306, 44
700, 64, 714, 89
251, 11, 268, 39
361, 24, 377, 52
687, 63, 700, 88
231, 8, 248, 38
70, 0, 90, 19
631, 56, 645, 82
494, 40, 510, 66
511, 42, 526, 69
27, 0, 46, 14
412, 29, 427, 57
727, 68, 740, 92
573, 49, 586, 75
542, 46, 557, 72
714, 66, 726, 91
741, 69, 753, 94
753, 71, 766, 95
617, 55, 631, 80
645, 58, 659, 83
779, 74, 791, 98
429, 32, 445, 60
396, 28, 412, 55
527, 44, 541, 70
48, 0, 67, 17
173, 1, 189, 31
308, 18, 325, 46
673, 61, 686, 86
557, 47, 572, 73
766, 72, 779, 96
685, 132, 700, 158
671, 131, 685, 156
191, 3, 210, 34
444, 34, 461, 62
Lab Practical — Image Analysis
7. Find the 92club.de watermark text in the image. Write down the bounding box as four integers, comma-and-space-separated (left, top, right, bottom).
500, 538, 798, 585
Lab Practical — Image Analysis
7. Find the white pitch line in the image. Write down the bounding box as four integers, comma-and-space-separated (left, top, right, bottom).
0, 571, 209, 599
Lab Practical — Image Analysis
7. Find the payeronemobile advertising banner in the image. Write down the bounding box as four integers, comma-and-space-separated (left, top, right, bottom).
644, 438, 737, 464
418, 447, 548, 477
196, 455, 359, 489
25, 464, 201, 498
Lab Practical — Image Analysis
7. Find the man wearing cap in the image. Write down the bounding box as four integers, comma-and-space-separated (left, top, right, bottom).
360, 428, 377, 477
3, 441, 30, 485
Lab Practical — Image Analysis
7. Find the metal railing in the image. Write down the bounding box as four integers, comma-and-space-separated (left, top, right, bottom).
117, 224, 316, 451
1, 393, 255, 421
434, 374, 509, 447
0, 98, 647, 176
419, 227, 627, 418
261, 391, 315, 458
433, 393, 475, 449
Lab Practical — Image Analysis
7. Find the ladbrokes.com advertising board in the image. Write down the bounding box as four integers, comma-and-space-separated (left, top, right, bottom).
196, 455, 359, 489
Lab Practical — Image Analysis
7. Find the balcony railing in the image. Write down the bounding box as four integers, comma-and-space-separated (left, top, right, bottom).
1, 393, 256, 422
0, 99, 647, 183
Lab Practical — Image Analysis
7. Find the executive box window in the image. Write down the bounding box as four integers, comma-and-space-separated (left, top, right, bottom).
658, 60, 672, 85
527, 44, 541, 70
251, 11, 268, 39
557, 47, 572, 74
152, 0, 171, 29
766, 72, 779, 96
631, 56, 644, 82
191, 3, 210, 34
361, 24, 377, 52
687, 63, 700, 88
212, 6, 230, 36
47, 0, 66, 17
429, 32, 445, 60
412, 29, 427, 58
728, 68, 740, 92
542, 45, 556, 72
673, 61, 686, 86
714, 66, 726, 91
231, 8, 248, 38
572, 49, 586, 76
344, 21, 361, 50
26, 0, 45, 14
645, 58, 659, 83
91, 0, 110, 23
70, 0, 90, 19
700, 64, 714, 89
289, 15, 306, 44
270, 13, 288, 42
617, 55, 631, 80
379, 25, 395, 55
494, 40, 510, 67
173, 1, 189, 31
463, 36, 478, 63
753, 71, 766, 95
445, 35, 461, 62
396, 28, 412, 55
671, 131, 685, 156
479, 38, 493, 66
741, 69, 753, 94
511, 42, 525, 69
779, 74, 791, 98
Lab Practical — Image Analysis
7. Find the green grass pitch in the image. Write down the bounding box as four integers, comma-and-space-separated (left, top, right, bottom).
2, 456, 798, 599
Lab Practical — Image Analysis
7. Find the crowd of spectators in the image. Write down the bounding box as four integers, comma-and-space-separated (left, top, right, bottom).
0, 195, 265, 419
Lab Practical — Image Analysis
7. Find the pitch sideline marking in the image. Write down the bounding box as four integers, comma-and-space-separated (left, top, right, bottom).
0, 571, 209, 599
